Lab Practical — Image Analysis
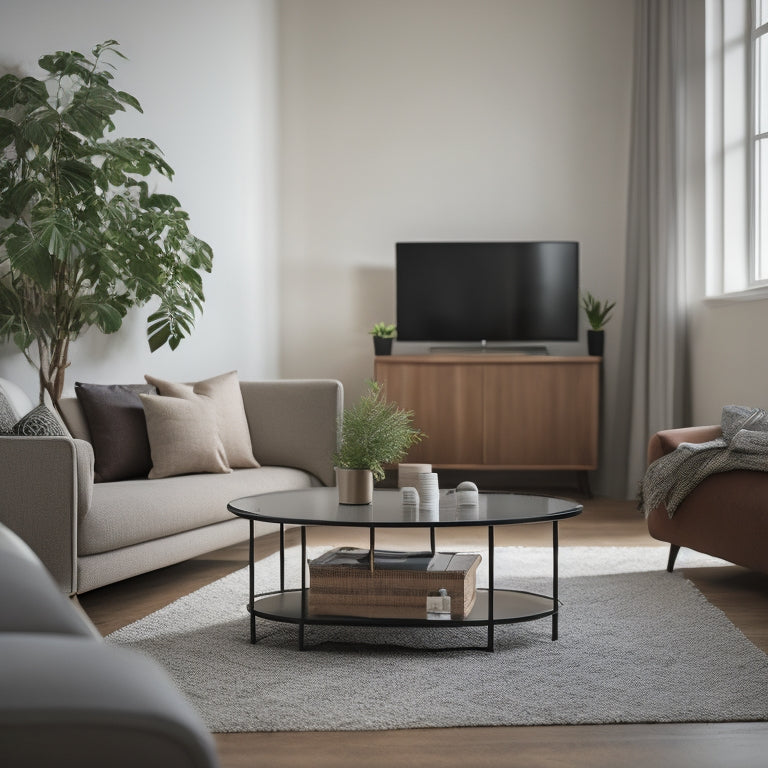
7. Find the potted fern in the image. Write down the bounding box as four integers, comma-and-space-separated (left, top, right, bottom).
369, 322, 396, 356
581, 291, 616, 357
333, 380, 425, 504
0, 41, 212, 408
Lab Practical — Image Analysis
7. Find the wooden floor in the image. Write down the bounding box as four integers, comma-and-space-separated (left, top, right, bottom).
80, 496, 768, 768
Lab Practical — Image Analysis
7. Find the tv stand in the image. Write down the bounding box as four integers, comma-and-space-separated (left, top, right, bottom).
431, 343, 549, 356
374, 354, 600, 484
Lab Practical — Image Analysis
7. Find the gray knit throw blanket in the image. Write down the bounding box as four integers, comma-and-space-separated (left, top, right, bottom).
639, 405, 768, 518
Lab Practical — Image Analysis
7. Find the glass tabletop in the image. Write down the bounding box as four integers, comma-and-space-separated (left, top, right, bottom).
228, 487, 582, 528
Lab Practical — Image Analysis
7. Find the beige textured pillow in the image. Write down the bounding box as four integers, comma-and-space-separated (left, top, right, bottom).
140, 394, 231, 479
144, 371, 259, 469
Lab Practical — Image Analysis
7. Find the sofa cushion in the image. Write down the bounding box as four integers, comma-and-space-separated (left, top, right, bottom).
75, 383, 156, 483
140, 393, 231, 479
145, 371, 259, 469
78, 466, 319, 555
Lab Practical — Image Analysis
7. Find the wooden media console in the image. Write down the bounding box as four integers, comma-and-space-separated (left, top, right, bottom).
374, 354, 600, 484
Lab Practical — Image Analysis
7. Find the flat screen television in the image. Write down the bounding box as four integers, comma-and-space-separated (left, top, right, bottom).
395, 241, 579, 344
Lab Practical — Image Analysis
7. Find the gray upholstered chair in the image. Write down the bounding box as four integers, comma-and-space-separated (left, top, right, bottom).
0, 522, 219, 768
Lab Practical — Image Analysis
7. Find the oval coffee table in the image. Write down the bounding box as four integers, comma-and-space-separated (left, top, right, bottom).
228, 487, 582, 652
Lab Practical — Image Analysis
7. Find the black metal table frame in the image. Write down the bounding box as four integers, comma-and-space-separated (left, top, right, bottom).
245, 517, 561, 652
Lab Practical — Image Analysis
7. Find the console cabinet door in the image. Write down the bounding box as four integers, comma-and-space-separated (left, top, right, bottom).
375, 356, 599, 470
483, 360, 599, 468
375, 359, 484, 466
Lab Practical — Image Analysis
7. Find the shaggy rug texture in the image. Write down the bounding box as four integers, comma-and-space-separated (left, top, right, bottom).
108, 546, 768, 732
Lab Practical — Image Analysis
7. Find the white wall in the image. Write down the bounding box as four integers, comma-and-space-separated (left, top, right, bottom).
1, 0, 636, 495
691, 299, 768, 423
278, 0, 635, 417
0, 0, 279, 400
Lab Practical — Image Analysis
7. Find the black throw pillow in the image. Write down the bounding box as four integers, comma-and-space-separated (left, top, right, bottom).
75, 382, 156, 483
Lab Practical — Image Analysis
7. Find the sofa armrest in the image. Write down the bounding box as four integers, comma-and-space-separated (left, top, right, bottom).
0, 634, 219, 768
0, 436, 94, 594
647, 425, 723, 465
240, 380, 342, 486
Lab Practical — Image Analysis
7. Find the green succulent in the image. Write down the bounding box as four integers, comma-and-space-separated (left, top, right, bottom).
581, 292, 616, 331
369, 322, 397, 338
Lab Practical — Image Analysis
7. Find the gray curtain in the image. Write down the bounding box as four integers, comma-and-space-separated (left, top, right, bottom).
605, 0, 691, 500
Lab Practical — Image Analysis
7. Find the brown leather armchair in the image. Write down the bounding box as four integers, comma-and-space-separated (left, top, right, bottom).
646, 425, 768, 574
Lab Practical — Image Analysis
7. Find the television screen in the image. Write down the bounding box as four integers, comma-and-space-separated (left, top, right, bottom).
395, 242, 579, 343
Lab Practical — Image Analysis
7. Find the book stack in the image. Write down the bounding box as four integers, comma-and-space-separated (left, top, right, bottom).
308, 547, 481, 620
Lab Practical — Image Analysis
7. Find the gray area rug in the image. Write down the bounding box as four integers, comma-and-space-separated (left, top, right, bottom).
108, 546, 768, 732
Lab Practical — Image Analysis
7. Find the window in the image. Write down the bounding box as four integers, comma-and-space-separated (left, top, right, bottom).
752, 2, 768, 281
705, 0, 768, 297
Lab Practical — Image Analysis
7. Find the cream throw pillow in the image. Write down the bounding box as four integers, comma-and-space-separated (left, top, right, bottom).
144, 371, 259, 469
140, 394, 231, 479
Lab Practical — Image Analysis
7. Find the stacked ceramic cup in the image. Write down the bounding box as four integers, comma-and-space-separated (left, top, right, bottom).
398, 463, 432, 489
401, 486, 420, 516
417, 472, 440, 513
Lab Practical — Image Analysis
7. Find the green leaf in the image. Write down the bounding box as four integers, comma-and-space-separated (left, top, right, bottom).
116, 90, 142, 113
0, 116, 15, 149
38, 51, 92, 81
93, 40, 126, 62
147, 317, 172, 351
5, 231, 54, 287
0, 75, 48, 109
31, 206, 75, 259
74, 296, 125, 333
5, 180, 40, 217
58, 159, 95, 194
18, 107, 59, 151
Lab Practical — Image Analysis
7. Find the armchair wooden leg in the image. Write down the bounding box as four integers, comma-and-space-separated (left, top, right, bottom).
667, 544, 681, 572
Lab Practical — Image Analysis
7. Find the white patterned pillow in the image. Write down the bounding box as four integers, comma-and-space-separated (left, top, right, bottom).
0, 386, 19, 434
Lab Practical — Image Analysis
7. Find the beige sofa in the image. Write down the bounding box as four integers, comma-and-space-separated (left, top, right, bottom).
0, 379, 342, 595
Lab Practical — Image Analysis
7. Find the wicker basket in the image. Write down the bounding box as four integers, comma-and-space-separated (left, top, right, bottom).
308, 547, 481, 619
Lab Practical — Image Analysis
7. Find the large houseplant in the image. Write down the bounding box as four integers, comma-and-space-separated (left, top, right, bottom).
0, 41, 213, 407
333, 380, 424, 504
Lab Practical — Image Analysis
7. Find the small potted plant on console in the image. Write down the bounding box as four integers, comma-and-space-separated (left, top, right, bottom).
581, 292, 616, 357
334, 381, 425, 504
369, 322, 397, 356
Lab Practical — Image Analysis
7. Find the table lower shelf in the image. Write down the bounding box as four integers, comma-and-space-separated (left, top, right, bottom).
251, 588, 555, 627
